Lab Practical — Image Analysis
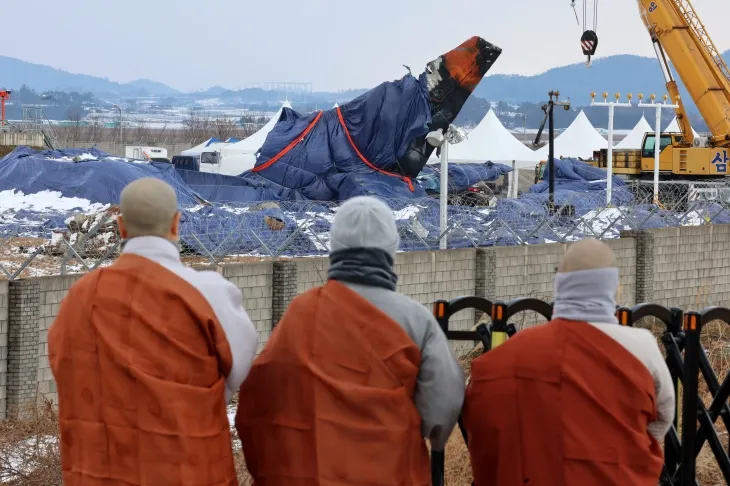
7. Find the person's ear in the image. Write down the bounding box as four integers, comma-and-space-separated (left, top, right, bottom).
170, 211, 181, 239
117, 216, 128, 240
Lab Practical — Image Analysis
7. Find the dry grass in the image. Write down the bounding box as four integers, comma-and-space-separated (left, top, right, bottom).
694, 320, 730, 486
0, 147, 44, 159
0, 398, 62, 485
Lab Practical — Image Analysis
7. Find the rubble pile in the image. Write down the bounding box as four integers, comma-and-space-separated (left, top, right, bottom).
46, 206, 121, 259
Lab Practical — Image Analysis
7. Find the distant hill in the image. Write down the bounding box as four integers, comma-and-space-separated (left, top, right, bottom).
474, 51, 730, 107
0, 56, 181, 97
3, 49, 728, 131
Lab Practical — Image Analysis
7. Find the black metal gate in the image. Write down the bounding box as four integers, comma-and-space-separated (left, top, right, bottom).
430, 297, 553, 486
428, 296, 730, 486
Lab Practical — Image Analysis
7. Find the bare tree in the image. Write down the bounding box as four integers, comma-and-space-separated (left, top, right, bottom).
133, 118, 151, 145
211, 116, 241, 141
70, 113, 83, 145
85, 112, 103, 142
155, 122, 169, 145
182, 109, 212, 144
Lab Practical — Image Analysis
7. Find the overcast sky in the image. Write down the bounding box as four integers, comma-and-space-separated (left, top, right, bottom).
3, 0, 727, 92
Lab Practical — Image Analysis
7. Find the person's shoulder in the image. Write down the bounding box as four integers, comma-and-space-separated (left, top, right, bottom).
615, 325, 660, 346
177, 267, 239, 294
391, 292, 435, 317
168, 267, 245, 314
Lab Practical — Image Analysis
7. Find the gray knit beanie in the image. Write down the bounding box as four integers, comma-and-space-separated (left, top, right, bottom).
329, 196, 400, 259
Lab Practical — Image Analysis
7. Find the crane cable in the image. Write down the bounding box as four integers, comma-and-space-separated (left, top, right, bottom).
575, 0, 599, 67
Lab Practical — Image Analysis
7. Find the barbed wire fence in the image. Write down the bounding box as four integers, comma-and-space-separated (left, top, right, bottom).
1, 179, 729, 281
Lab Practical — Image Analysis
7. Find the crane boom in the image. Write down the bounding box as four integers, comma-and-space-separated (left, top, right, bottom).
637, 0, 730, 146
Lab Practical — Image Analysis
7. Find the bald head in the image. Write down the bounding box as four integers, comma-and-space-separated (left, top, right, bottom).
558, 238, 616, 273
118, 178, 180, 240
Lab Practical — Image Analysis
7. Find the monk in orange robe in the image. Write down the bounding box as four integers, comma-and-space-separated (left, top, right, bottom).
463, 238, 675, 486
48, 177, 259, 486
235, 195, 465, 486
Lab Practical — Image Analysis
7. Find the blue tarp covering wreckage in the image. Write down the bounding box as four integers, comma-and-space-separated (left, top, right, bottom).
0, 143, 510, 257
418, 162, 513, 192
1, 145, 725, 256
236, 73, 432, 200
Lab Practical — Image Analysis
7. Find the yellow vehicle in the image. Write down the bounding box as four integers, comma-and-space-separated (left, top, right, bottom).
590, 0, 730, 180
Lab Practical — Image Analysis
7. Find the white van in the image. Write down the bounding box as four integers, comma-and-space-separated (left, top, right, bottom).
125, 146, 169, 162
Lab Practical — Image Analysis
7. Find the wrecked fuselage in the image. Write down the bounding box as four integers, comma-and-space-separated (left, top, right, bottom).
396, 36, 502, 178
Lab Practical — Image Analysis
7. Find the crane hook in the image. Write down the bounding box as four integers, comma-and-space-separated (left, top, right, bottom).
581, 30, 598, 67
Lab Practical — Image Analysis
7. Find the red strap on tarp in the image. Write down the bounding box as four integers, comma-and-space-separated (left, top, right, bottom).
252, 110, 324, 172
335, 106, 415, 192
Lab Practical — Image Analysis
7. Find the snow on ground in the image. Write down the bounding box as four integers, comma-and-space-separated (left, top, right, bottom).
0, 436, 57, 483
393, 205, 422, 220
226, 404, 241, 452
0, 189, 109, 214
43, 152, 99, 163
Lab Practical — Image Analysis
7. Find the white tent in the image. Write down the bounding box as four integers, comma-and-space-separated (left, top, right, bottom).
180, 138, 225, 157
444, 109, 541, 166
536, 110, 607, 159
222, 100, 292, 156
215, 101, 292, 175
664, 117, 699, 138
615, 116, 653, 149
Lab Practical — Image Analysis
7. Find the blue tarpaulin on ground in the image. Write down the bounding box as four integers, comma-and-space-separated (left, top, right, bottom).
528, 158, 633, 208
0, 147, 202, 206
1, 145, 727, 257
237, 73, 433, 201
419, 162, 512, 192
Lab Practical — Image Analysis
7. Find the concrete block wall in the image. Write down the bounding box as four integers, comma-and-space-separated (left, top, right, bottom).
222, 263, 274, 352
476, 238, 637, 327
395, 250, 476, 354
2, 225, 730, 416
7, 279, 41, 415
37, 277, 80, 406
295, 257, 330, 295
648, 225, 730, 309
0, 281, 8, 419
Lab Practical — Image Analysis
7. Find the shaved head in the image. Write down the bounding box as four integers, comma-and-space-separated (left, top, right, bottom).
558, 238, 616, 273
119, 178, 179, 240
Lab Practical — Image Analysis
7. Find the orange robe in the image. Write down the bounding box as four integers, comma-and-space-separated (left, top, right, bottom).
463, 319, 664, 486
48, 254, 238, 486
235, 280, 430, 486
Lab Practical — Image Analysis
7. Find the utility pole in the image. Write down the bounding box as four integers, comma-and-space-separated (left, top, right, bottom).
637, 93, 680, 205
518, 113, 527, 143
426, 124, 466, 250
535, 91, 571, 211
112, 104, 124, 151
590, 92, 633, 205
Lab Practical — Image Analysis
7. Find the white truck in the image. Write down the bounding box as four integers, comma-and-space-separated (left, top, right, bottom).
125, 146, 169, 162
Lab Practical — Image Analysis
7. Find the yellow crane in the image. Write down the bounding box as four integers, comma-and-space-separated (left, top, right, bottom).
587, 0, 730, 179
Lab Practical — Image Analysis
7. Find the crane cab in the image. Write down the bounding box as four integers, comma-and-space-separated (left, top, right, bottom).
593, 132, 728, 179
639, 132, 727, 176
